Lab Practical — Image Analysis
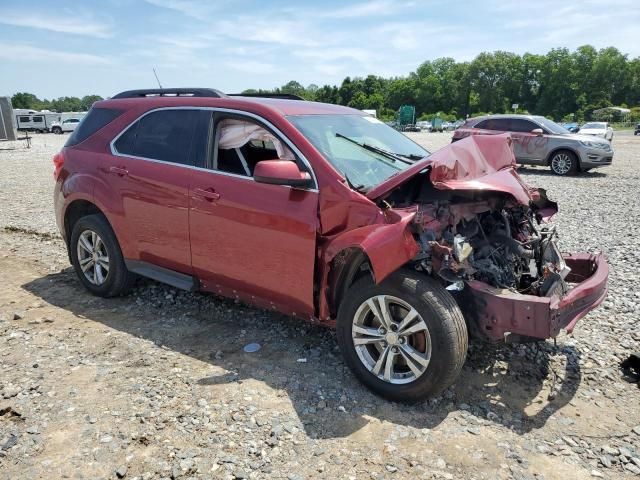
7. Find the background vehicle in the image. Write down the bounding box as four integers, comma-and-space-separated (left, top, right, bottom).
397, 105, 416, 130
431, 117, 443, 132
51, 117, 83, 134
635, 123, 640, 135
561, 122, 580, 133
53, 88, 608, 402
416, 121, 432, 131
579, 121, 614, 141
15, 112, 59, 133
452, 114, 614, 175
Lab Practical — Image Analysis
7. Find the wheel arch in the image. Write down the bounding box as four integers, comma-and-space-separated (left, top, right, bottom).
546, 146, 580, 167
327, 247, 374, 317
64, 200, 106, 247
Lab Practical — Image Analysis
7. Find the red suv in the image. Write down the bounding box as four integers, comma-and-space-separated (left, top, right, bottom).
53, 88, 609, 401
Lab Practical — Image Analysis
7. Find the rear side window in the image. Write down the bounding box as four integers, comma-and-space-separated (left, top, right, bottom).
32, 116, 43, 123
66, 107, 123, 146
475, 118, 509, 131
19, 116, 30, 122
114, 110, 199, 166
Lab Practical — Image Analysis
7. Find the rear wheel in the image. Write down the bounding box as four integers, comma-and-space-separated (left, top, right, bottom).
549, 150, 577, 176
337, 271, 468, 402
70, 214, 134, 297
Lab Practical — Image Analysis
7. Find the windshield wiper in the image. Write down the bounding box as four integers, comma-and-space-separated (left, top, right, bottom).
344, 173, 367, 193
335, 133, 414, 165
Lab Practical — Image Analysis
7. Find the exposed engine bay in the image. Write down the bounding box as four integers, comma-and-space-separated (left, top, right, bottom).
384, 175, 571, 297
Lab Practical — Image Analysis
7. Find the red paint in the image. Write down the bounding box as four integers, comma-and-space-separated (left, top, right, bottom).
54, 94, 608, 342
463, 254, 608, 340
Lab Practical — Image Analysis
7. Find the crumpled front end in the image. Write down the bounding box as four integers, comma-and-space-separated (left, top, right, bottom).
374, 134, 609, 341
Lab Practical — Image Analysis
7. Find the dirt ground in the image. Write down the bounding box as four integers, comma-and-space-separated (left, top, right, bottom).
1, 131, 639, 480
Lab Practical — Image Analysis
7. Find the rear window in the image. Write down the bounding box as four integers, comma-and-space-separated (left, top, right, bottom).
113, 109, 199, 165
65, 107, 124, 146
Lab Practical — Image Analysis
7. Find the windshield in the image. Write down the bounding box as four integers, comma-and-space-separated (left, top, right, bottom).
535, 117, 570, 135
287, 114, 429, 190
581, 122, 606, 129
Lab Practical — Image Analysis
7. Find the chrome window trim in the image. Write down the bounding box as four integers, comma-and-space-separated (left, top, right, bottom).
109, 106, 319, 190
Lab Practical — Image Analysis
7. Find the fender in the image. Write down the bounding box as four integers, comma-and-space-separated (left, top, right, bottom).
317, 208, 419, 321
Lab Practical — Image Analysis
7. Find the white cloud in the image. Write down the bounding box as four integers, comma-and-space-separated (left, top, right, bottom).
0, 43, 112, 65
0, 10, 113, 38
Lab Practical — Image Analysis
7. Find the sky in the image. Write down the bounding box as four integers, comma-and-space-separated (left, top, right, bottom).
1, 0, 639, 99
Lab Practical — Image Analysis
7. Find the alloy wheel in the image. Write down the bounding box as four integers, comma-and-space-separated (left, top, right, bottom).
76, 230, 110, 285
352, 295, 431, 384
551, 153, 572, 175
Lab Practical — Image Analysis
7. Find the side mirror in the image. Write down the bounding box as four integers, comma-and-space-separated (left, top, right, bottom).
254, 160, 313, 188
531, 128, 544, 136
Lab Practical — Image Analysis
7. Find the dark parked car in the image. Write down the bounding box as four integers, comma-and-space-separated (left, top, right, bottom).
53, 89, 608, 401
635, 123, 640, 135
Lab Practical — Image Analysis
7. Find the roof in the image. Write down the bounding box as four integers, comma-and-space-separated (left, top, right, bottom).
99, 89, 361, 117
468, 113, 544, 122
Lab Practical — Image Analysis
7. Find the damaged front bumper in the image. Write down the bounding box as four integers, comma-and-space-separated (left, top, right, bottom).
459, 253, 608, 342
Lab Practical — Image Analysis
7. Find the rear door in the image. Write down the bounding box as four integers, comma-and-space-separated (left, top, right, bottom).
188, 112, 319, 317
108, 108, 207, 273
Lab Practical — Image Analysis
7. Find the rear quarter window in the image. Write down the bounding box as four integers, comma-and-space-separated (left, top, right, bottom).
65, 107, 124, 147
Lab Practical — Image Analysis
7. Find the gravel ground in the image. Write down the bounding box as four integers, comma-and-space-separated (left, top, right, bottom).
0, 131, 639, 479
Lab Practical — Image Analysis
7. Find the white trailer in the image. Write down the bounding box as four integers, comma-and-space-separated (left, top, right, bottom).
15, 112, 61, 133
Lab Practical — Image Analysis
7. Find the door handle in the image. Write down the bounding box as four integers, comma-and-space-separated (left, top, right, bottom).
193, 187, 220, 202
109, 166, 129, 177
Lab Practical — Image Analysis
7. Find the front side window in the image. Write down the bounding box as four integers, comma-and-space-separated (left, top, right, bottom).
287, 114, 429, 190
114, 109, 199, 165
212, 118, 295, 177
508, 119, 538, 133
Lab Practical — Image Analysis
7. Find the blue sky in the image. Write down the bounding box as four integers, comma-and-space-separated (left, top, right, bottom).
1, 0, 638, 99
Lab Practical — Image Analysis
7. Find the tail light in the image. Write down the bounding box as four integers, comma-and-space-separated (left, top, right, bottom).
53, 151, 65, 180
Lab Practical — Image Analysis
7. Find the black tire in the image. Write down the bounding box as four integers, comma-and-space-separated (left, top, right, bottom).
52, 127, 62, 134
549, 150, 578, 176
337, 271, 468, 402
69, 214, 134, 297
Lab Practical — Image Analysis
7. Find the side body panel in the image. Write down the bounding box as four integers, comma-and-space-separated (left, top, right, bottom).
189, 169, 320, 317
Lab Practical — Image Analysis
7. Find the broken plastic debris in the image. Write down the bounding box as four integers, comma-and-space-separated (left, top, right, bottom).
243, 343, 261, 353
297, 358, 307, 363
446, 281, 464, 291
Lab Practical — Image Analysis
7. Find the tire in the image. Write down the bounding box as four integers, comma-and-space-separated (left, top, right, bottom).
69, 214, 134, 297
52, 127, 62, 134
549, 150, 578, 176
336, 271, 468, 402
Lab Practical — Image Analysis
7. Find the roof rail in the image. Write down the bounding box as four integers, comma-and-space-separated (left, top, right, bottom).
111, 88, 226, 99
229, 93, 305, 100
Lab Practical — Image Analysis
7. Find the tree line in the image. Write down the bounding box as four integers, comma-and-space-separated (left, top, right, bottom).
10, 92, 104, 113
11, 45, 640, 122
245, 45, 640, 122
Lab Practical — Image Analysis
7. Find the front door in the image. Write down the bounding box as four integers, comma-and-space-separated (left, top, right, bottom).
189, 114, 319, 317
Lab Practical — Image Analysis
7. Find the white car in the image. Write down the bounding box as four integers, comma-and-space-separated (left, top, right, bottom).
578, 122, 614, 142
50, 118, 82, 134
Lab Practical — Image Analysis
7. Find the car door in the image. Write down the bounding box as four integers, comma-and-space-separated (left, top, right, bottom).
188, 112, 319, 317
107, 108, 207, 273
507, 118, 549, 164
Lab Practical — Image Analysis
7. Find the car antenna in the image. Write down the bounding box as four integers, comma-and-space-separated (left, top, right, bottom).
152, 68, 163, 89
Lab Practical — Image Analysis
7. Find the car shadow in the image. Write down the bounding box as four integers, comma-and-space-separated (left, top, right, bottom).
22, 268, 581, 439
517, 166, 607, 178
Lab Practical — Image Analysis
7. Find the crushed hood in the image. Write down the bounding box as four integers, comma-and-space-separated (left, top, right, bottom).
366, 133, 534, 205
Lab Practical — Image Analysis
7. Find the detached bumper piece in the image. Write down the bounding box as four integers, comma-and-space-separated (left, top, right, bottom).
462, 253, 608, 342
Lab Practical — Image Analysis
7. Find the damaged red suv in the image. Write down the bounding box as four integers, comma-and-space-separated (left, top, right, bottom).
53, 88, 609, 401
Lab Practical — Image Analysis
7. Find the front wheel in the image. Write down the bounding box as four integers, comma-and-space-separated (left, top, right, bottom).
52, 127, 62, 134
549, 150, 578, 176
337, 271, 468, 402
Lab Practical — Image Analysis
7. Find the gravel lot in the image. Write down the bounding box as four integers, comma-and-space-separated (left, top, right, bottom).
1, 131, 639, 479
